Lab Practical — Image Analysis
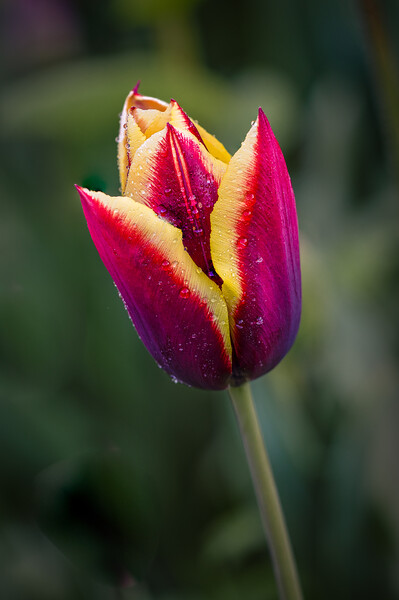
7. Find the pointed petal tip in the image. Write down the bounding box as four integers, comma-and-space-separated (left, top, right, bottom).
75, 186, 97, 210
75, 184, 88, 199
256, 107, 274, 133
132, 80, 141, 95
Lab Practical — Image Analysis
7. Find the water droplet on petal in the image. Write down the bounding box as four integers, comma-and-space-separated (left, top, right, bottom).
161, 259, 170, 270
256, 316, 264, 325
242, 209, 252, 220
197, 202, 203, 209
179, 287, 190, 299
256, 256, 263, 263
237, 237, 248, 249
159, 205, 167, 216
193, 227, 203, 236
236, 319, 244, 329
246, 191, 255, 202
164, 188, 172, 196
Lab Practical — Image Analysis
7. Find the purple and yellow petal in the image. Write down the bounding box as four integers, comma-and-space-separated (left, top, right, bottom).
210, 109, 301, 383
77, 187, 232, 389
125, 125, 227, 282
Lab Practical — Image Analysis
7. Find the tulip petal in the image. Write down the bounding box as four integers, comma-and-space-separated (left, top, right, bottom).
133, 100, 205, 146
118, 90, 168, 191
210, 109, 301, 383
195, 123, 231, 163
118, 115, 146, 193
77, 187, 232, 389
125, 125, 227, 283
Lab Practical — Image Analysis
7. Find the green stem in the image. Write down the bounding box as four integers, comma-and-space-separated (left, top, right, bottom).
229, 382, 303, 600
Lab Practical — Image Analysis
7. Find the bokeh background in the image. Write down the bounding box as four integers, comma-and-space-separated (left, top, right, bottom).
1, 0, 399, 598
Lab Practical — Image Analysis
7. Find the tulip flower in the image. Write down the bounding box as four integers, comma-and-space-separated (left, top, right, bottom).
76, 83, 301, 391
76, 83, 303, 600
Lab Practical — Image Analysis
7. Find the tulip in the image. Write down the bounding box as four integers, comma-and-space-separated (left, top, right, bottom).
76, 83, 301, 390
76, 83, 303, 600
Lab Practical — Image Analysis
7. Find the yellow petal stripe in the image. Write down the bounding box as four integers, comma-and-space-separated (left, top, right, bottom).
210, 120, 259, 318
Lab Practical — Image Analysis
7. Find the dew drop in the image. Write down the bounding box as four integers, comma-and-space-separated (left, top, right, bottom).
255, 256, 263, 263
171, 260, 178, 269
196, 267, 202, 274
192, 206, 199, 215
237, 237, 248, 249
245, 191, 255, 202
242, 209, 252, 220
159, 205, 167, 216
161, 259, 170, 270
236, 319, 244, 329
197, 202, 203, 209
179, 287, 190, 299
256, 316, 264, 325
164, 188, 172, 195
193, 227, 203, 236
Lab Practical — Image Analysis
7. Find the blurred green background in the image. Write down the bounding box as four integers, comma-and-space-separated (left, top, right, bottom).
1, 0, 399, 598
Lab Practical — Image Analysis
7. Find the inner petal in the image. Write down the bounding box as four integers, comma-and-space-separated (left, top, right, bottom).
125, 126, 227, 285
